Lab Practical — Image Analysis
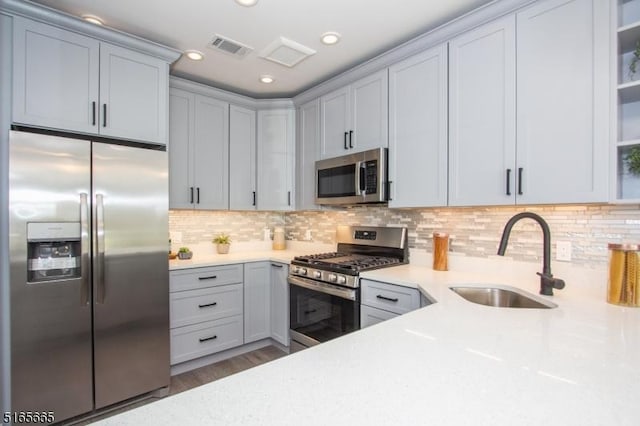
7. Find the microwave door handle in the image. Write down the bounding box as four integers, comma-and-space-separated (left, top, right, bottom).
355, 161, 362, 196
358, 161, 366, 196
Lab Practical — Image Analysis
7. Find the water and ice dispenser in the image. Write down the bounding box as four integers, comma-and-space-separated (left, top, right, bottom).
27, 222, 82, 283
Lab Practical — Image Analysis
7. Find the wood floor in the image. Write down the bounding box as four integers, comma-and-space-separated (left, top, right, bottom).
69, 345, 287, 425
169, 345, 287, 395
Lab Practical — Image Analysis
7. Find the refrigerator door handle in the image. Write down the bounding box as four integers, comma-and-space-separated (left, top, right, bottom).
80, 193, 90, 306
95, 193, 106, 304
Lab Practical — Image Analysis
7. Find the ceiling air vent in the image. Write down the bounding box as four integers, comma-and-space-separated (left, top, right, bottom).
208, 34, 253, 58
259, 36, 316, 68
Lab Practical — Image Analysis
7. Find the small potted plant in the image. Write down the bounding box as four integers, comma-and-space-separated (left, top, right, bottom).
177, 247, 193, 260
213, 234, 231, 254
630, 41, 640, 81
626, 146, 640, 176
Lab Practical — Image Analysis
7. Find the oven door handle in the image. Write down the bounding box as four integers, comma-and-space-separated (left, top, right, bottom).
288, 275, 357, 301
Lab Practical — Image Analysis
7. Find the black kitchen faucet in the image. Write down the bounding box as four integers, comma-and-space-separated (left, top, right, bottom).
497, 212, 565, 296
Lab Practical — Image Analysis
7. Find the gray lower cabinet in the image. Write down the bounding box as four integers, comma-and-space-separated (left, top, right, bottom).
170, 261, 290, 366
170, 317, 243, 365
360, 304, 398, 328
169, 264, 244, 365
270, 262, 289, 346
360, 279, 421, 328
244, 262, 271, 343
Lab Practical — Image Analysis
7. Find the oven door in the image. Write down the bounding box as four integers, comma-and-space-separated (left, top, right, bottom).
288, 275, 360, 351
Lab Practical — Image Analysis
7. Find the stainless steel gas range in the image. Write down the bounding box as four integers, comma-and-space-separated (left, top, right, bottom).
288, 225, 408, 352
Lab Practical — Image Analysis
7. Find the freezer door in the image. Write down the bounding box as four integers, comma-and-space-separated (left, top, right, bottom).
9, 131, 93, 421
92, 142, 170, 408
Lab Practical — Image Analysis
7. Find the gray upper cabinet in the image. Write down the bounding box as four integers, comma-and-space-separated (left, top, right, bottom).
169, 88, 194, 209
13, 16, 168, 145
257, 109, 295, 211
194, 95, 229, 210
296, 99, 321, 210
515, 0, 609, 204
448, 15, 516, 206
168, 88, 229, 210
229, 105, 257, 210
12, 16, 99, 135
320, 69, 388, 159
320, 86, 349, 159
388, 44, 448, 208
98, 43, 168, 144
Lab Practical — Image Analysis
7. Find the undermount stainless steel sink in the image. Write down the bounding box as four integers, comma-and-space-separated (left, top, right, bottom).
450, 286, 557, 309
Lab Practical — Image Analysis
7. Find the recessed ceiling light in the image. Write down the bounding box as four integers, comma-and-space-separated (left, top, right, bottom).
185, 50, 204, 61
235, 0, 258, 6
82, 14, 104, 26
321, 32, 341, 45
259, 75, 274, 84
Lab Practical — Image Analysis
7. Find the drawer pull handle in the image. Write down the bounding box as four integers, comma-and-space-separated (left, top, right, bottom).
376, 295, 399, 302
198, 275, 217, 281
304, 309, 317, 315
271, 263, 283, 268
198, 302, 217, 308
199, 335, 218, 343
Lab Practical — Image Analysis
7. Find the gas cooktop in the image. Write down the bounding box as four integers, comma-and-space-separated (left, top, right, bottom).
292, 252, 402, 274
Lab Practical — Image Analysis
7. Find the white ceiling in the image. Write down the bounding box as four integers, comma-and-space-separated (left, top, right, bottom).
30, 0, 493, 98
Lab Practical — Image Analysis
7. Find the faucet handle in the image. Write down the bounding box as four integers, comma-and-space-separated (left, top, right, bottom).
536, 272, 565, 296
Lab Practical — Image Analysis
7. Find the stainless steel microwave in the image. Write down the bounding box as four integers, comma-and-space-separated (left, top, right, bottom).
315, 147, 388, 205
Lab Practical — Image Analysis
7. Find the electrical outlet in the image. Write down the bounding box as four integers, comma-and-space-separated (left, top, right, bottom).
170, 231, 182, 244
556, 241, 572, 262
304, 230, 312, 241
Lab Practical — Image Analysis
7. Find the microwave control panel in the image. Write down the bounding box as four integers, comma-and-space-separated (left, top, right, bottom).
363, 160, 378, 194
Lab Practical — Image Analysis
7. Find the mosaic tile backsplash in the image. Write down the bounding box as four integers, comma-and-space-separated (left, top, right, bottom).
170, 204, 640, 268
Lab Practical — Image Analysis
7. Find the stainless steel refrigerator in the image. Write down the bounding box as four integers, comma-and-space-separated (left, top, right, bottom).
9, 130, 170, 422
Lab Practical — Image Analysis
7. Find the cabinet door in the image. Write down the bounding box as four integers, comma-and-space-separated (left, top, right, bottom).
229, 105, 257, 210
389, 44, 448, 208
244, 262, 271, 343
361, 305, 398, 328
270, 263, 289, 346
448, 15, 516, 207
12, 16, 100, 134
99, 43, 168, 144
516, 0, 608, 204
193, 95, 229, 210
320, 86, 350, 159
296, 99, 321, 210
257, 109, 295, 211
168, 88, 195, 209
350, 69, 388, 153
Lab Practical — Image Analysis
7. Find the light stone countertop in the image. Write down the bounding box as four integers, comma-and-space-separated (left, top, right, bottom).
169, 241, 335, 270
99, 252, 640, 426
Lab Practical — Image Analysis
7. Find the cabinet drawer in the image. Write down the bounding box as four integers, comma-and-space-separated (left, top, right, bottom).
170, 264, 243, 292
361, 304, 398, 328
170, 315, 243, 365
170, 283, 243, 328
361, 279, 420, 315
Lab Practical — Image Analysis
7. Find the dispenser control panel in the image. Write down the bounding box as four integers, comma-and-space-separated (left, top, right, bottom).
27, 222, 81, 283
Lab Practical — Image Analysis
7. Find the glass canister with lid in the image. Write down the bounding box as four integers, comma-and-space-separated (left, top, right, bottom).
607, 243, 640, 307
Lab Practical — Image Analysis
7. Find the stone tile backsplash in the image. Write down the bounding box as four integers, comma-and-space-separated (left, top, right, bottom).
169, 210, 285, 248
170, 204, 640, 268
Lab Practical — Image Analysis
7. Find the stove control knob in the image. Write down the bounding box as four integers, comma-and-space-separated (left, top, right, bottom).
299, 268, 308, 276
328, 274, 337, 283
336, 275, 347, 285
313, 271, 322, 279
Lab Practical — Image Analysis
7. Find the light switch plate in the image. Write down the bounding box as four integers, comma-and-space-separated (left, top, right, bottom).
556, 241, 572, 262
